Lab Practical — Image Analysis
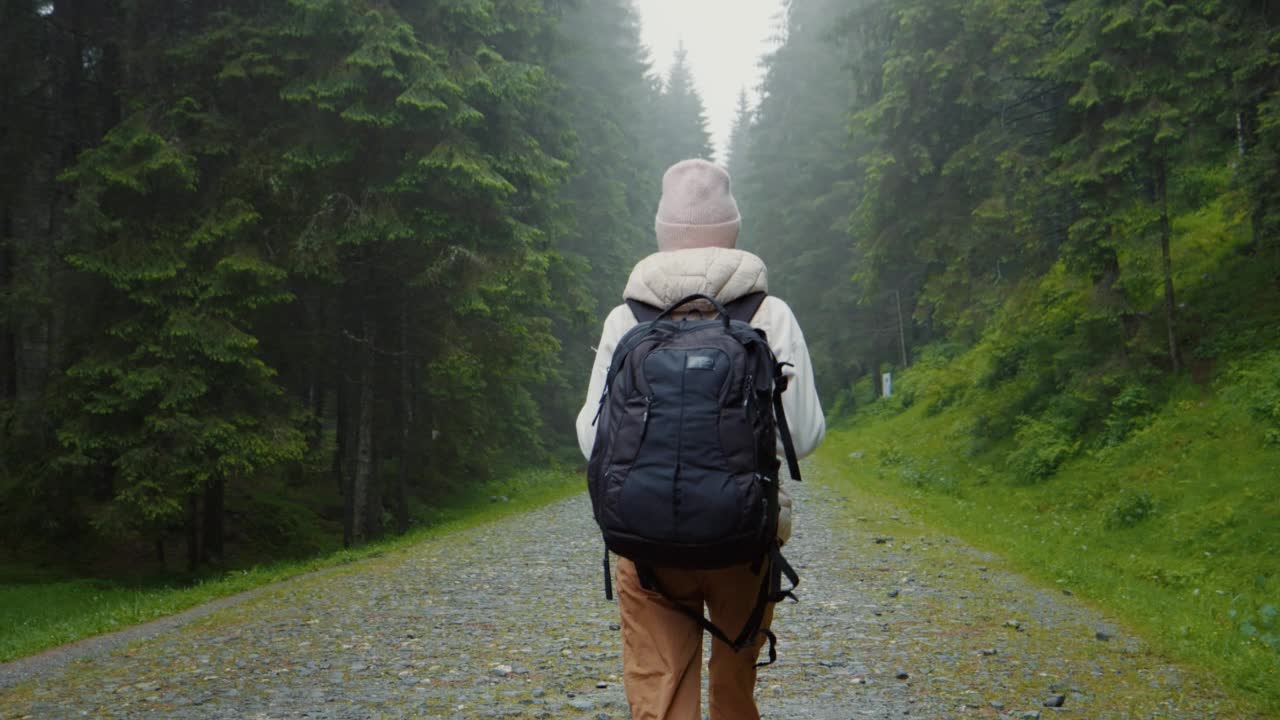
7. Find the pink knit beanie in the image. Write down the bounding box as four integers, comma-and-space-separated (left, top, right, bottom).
655, 159, 741, 251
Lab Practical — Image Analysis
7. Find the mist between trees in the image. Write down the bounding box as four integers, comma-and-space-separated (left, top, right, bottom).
2, 0, 1278, 573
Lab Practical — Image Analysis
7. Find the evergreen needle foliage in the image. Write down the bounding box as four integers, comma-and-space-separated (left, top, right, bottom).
2, 2, 1279, 710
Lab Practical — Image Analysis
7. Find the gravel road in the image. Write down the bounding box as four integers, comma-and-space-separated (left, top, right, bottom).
0, 457, 1258, 719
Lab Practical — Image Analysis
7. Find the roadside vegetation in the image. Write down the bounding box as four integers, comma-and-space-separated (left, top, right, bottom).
823, 214, 1280, 711
0, 468, 581, 663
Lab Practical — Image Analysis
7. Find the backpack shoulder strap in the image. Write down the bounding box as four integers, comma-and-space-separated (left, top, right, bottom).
725, 292, 767, 324
626, 299, 662, 323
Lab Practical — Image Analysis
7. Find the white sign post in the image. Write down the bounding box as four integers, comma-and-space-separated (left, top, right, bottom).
882, 372, 893, 398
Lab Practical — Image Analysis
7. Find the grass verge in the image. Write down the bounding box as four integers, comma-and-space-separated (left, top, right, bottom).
821, 387, 1280, 715
0, 467, 583, 663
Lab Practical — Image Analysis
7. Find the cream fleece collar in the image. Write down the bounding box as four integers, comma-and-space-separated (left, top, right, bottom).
623, 248, 769, 309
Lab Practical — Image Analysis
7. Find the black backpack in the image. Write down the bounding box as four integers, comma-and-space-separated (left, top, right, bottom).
586, 292, 802, 666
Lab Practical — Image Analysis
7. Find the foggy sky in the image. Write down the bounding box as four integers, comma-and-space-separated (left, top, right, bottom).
633, 0, 786, 165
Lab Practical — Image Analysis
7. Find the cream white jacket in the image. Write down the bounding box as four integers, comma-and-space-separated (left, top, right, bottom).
575, 248, 826, 543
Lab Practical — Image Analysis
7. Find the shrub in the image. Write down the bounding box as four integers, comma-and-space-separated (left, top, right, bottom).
1098, 384, 1156, 448
1106, 490, 1157, 529
1006, 415, 1079, 484
1221, 351, 1280, 445
877, 439, 905, 467
1229, 599, 1280, 653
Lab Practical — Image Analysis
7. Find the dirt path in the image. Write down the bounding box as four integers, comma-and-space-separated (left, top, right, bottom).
0, 457, 1257, 719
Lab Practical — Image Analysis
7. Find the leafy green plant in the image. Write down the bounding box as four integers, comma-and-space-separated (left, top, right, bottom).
1006, 415, 1079, 483
1106, 490, 1156, 529
1098, 384, 1156, 448
1230, 599, 1280, 653
1222, 352, 1280, 445
877, 439, 905, 467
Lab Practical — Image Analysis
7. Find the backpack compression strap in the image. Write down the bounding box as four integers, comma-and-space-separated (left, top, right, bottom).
627, 292, 767, 324
635, 543, 799, 668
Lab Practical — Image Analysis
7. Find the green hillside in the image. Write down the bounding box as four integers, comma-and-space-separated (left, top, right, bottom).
822, 204, 1280, 709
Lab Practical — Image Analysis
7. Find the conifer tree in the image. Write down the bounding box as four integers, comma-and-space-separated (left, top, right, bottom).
737, 0, 872, 399
545, 0, 664, 438
656, 43, 715, 167
1223, 1, 1280, 262
726, 89, 754, 180
1044, 0, 1225, 372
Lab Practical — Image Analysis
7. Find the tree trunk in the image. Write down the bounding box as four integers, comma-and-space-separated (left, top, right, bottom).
333, 362, 348, 500
394, 294, 412, 535
1156, 160, 1181, 373
892, 289, 909, 368
185, 493, 200, 572
367, 420, 382, 539
309, 378, 325, 448
347, 318, 376, 547
1, 205, 14, 401
202, 475, 225, 566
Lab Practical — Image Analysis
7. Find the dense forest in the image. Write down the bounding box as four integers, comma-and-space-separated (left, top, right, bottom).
3, 0, 1278, 592
732, 0, 1280, 704
740, 0, 1279, 409
0, 0, 712, 568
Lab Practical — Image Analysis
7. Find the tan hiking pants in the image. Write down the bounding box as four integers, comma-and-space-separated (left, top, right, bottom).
615, 556, 775, 720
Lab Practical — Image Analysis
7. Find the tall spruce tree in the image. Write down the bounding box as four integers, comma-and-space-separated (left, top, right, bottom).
656, 43, 715, 167
545, 0, 663, 439
1224, 1, 1280, 263
726, 89, 754, 179
1044, 0, 1226, 372
736, 0, 873, 401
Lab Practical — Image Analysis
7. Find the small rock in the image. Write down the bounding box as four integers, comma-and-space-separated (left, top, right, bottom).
1022, 713, 1041, 720
491, 664, 513, 677
873, 537, 892, 544
1062, 589, 1073, 596
1044, 694, 1066, 708
887, 589, 900, 598
1095, 631, 1112, 642
981, 648, 998, 656
1003, 620, 1022, 631
568, 698, 595, 711
895, 672, 909, 680
850, 676, 866, 685
990, 700, 1005, 710
349, 663, 368, 672
532, 688, 547, 698
596, 682, 608, 689
609, 623, 620, 631
848, 451, 864, 459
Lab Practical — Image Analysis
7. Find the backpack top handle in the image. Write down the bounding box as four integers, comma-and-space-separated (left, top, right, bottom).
653, 293, 732, 330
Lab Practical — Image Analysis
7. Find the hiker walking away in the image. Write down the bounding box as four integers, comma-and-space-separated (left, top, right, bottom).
576, 159, 825, 720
